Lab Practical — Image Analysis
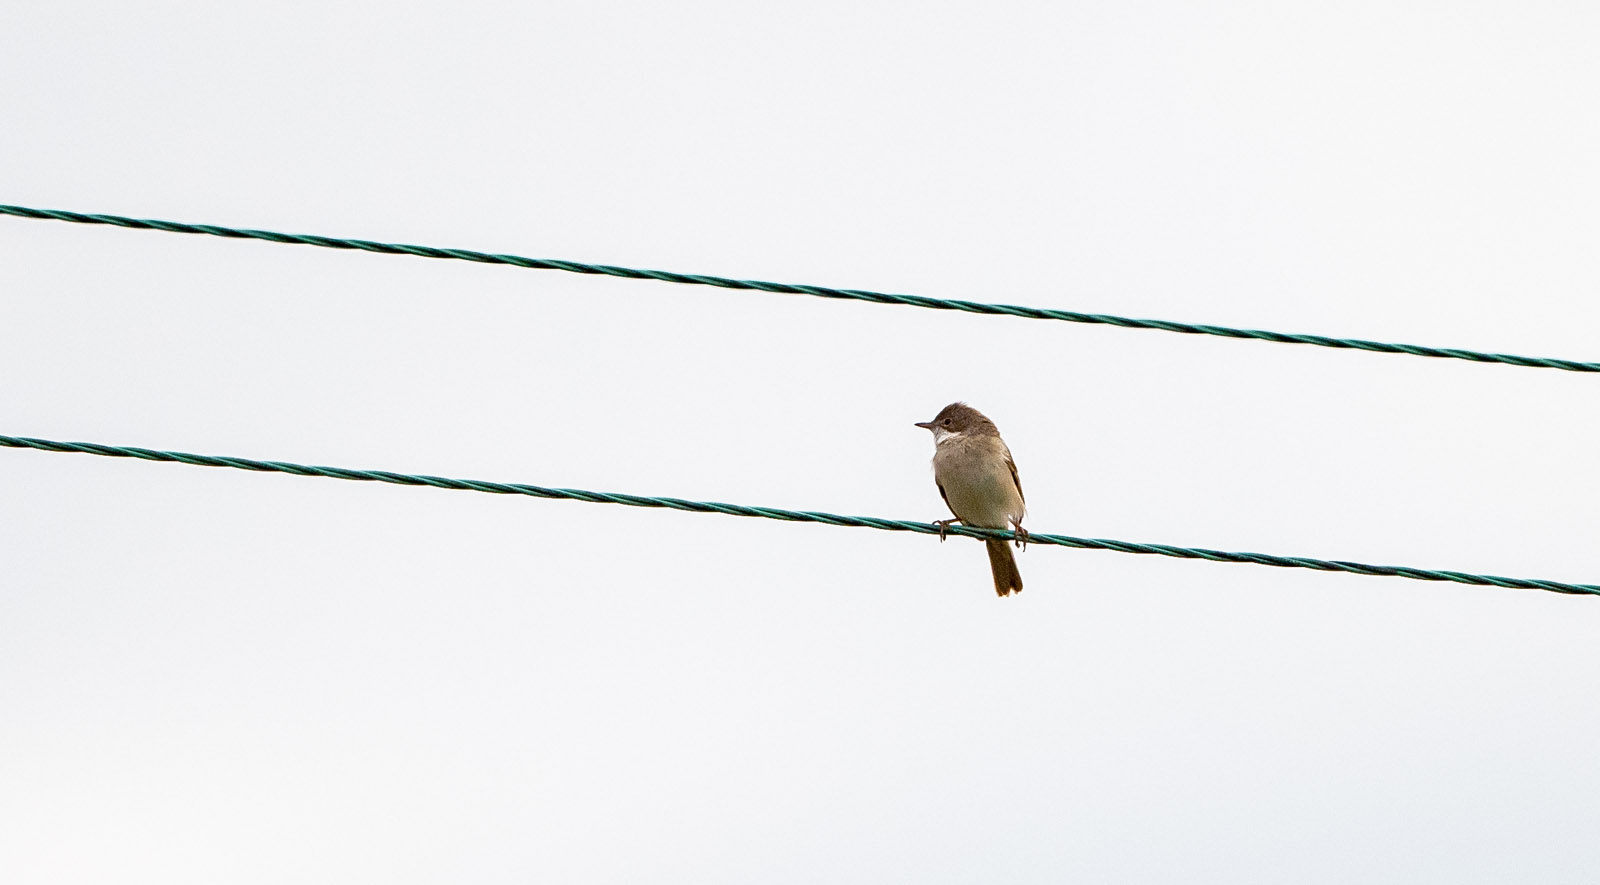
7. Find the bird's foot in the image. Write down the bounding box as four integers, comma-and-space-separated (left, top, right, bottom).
1013, 525, 1030, 551
933, 518, 961, 541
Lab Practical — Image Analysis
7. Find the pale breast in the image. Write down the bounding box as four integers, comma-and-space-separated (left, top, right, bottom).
932, 436, 1025, 529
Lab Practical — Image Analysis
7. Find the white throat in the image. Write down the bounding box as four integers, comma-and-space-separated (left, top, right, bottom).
930, 427, 966, 446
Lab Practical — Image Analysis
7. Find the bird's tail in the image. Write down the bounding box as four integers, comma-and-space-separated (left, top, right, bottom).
985, 539, 1023, 597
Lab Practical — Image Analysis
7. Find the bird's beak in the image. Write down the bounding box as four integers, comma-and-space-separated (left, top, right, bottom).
914, 421, 936, 429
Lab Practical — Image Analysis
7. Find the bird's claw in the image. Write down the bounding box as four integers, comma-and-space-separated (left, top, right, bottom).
1013, 525, 1030, 551
933, 518, 961, 542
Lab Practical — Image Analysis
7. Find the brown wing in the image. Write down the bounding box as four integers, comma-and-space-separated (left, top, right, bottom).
1006, 452, 1025, 506
936, 480, 955, 517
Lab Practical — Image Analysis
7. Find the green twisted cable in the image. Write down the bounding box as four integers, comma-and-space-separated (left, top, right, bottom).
3, 433, 1593, 597
3, 203, 1595, 374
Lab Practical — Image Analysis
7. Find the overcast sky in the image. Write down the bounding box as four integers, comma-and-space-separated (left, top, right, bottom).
5, 2, 1600, 882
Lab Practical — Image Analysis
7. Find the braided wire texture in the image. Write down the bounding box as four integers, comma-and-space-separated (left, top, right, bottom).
3, 433, 1594, 597
3, 203, 1597, 374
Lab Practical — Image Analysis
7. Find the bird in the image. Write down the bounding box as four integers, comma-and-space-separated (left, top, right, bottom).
914, 402, 1028, 596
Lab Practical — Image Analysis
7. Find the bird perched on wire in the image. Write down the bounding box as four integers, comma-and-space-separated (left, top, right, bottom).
914, 402, 1029, 596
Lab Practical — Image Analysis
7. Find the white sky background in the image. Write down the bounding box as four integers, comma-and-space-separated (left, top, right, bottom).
3, 1, 1600, 881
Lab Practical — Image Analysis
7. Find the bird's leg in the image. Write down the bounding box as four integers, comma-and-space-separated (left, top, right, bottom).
1012, 521, 1030, 551
932, 518, 961, 541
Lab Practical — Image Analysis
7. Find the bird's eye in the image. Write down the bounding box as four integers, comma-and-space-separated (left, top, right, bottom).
941, 418, 952, 427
